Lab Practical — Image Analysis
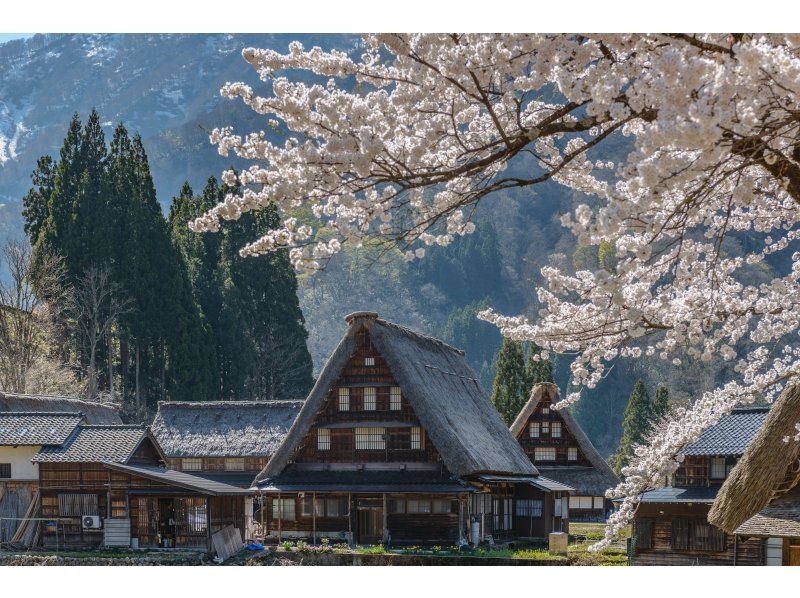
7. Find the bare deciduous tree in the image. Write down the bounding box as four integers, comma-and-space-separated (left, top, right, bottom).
0, 240, 69, 394
71, 265, 131, 402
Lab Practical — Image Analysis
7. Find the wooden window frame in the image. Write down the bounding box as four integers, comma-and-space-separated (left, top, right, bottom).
338, 387, 350, 411
529, 422, 540, 438
410, 426, 422, 450
181, 458, 203, 471
534, 447, 556, 461
710, 457, 726, 480
407, 499, 432, 514
541, 421, 550, 435
317, 428, 331, 451
389, 499, 405, 514
363, 387, 377, 411
636, 518, 654, 550
224, 458, 244, 471
364, 357, 375, 366
0, 463, 11, 479
567, 447, 578, 461
272, 498, 296, 521
390, 386, 402, 411
515, 499, 543, 517
542, 407, 550, 415
551, 421, 562, 438
355, 427, 386, 450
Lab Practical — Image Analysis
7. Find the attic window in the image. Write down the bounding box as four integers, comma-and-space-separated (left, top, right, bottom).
355, 427, 385, 450
411, 427, 422, 450
390, 387, 402, 410
182, 458, 202, 471
534, 447, 556, 461
542, 406, 550, 415
568, 447, 578, 461
551, 421, 562, 438
338, 388, 350, 411
541, 421, 550, 435
363, 387, 377, 411
318, 428, 331, 451
364, 357, 375, 366
529, 422, 540, 438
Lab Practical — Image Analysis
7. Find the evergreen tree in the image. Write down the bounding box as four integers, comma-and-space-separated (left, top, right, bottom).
613, 379, 651, 475
525, 343, 554, 390
490, 338, 527, 425
650, 385, 670, 423
22, 155, 55, 246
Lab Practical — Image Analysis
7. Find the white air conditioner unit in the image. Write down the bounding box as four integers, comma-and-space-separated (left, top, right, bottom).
82, 515, 102, 529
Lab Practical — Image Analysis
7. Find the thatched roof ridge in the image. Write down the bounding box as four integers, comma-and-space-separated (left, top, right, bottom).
0, 391, 121, 424
257, 313, 536, 483
708, 385, 800, 534
151, 400, 304, 458
510, 382, 619, 493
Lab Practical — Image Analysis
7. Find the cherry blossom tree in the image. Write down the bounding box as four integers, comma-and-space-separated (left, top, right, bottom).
193, 34, 800, 548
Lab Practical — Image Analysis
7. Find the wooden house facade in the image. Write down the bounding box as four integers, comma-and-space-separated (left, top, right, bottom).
150, 400, 303, 487
255, 312, 573, 546
510, 383, 619, 521
631, 407, 769, 565
31, 423, 251, 551
709, 386, 800, 565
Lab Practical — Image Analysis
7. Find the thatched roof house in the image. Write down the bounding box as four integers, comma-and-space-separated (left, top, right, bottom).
709, 386, 800, 538
510, 383, 619, 498
151, 400, 304, 458
258, 312, 536, 484
0, 392, 121, 424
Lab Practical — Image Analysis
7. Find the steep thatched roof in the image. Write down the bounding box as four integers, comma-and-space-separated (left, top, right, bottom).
709, 385, 800, 535
510, 383, 619, 496
257, 313, 537, 483
0, 392, 121, 424
151, 400, 304, 458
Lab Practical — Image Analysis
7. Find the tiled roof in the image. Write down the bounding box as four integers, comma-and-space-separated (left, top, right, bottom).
0, 412, 82, 446
682, 407, 770, 456
639, 485, 720, 503
105, 463, 253, 496
32, 425, 147, 463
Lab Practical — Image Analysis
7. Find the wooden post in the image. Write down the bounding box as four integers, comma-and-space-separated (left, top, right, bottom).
348, 492, 352, 546
312, 492, 317, 546
382, 493, 387, 544
206, 497, 212, 552
259, 490, 265, 540
277, 492, 282, 543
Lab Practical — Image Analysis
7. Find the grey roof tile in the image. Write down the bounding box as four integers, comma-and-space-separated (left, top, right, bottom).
0, 412, 82, 446
639, 485, 720, 503
32, 425, 147, 463
682, 407, 770, 456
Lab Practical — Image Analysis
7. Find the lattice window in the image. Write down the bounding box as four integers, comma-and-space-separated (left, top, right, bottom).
710, 457, 726, 479
318, 428, 331, 450
551, 421, 562, 438
534, 447, 556, 461
0, 463, 10, 479
672, 518, 690, 550
407, 499, 431, 514
338, 387, 350, 411
355, 427, 385, 450
593, 497, 604, 510
363, 387, 377, 411
691, 520, 726, 551
390, 386, 402, 410
541, 421, 550, 435
272, 498, 296, 521
58, 493, 99, 516
636, 518, 654, 550
389, 499, 405, 514
516, 499, 543, 517
410, 427, 422, 450
542, 406, 550, 415
568, 447, 578, 461
182, 458, 202, 471
225, 458, 244, 471
569, 496, 594, 509
364, 357, 375, 366
432, 500, 453, 514
529, 422, 540, 438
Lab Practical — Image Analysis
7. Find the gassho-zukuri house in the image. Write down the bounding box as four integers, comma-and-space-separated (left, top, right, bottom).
709, 385, 800, 566
510, 382, 619, 522
252, 312, 574, 546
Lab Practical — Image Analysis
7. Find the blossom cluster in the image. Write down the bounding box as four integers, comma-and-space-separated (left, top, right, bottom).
194, 34, 800, 549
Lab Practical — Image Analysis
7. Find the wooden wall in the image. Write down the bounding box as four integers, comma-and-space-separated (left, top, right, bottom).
632, 503, 763, 566
516, 398, 592, 467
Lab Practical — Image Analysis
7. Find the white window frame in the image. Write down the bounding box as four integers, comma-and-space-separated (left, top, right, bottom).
534, 447, 556, 461
390, 386, 402, 411
529, 422, 540, 438
411, 426, 422, 450
567, 447, 578, 461
317, 428, 331, 451
182, 458, 202, 471
338, 387, 350, 411
363, 387, 377, 411
224, 458, 244, 471
551, 421, 562, 438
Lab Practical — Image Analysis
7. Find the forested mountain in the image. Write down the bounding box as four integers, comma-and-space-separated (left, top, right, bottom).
0, 33, 769, 455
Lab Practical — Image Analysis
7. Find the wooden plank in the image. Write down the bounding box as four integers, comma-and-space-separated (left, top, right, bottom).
211, 525, 243, 561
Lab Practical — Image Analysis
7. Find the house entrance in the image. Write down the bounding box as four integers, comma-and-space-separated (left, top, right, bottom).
356, 498, 384, 544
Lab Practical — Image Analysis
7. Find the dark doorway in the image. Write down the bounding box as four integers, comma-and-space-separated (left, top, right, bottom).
356, 498, 384, 544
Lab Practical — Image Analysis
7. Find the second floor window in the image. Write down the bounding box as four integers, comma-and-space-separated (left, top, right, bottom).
318, 428, 331, 450
541, 421, 550, 435
534, 447, 556, 461
552, 421, 562, 438
0, 463, 11, 479
390, 386, 402, 410
364, 357, 375, 366
568, 447, 578, 461
542, 406, 550, 415
338, 387, 350, 411
355, 427, 385, 450
225, 458, 244, 471
710, 457, 726, 480
364, 387, 377, 411
182, 458, 202, 471
411, 426, 422, 450
529, 422, 540, 438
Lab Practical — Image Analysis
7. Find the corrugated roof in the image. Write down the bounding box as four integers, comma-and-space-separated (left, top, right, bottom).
32, 425, 148, 463
0, 412, 82, 446
258, 313, 537, 483
638, 486, 720, 503
0, 392, 121, 424
105, 463, 253, 496
681, 407, 770, 456
151, 400, 304, 458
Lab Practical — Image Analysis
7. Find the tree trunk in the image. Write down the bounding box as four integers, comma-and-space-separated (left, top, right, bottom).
135, 344, 141, 408
107, 330, 114, 400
